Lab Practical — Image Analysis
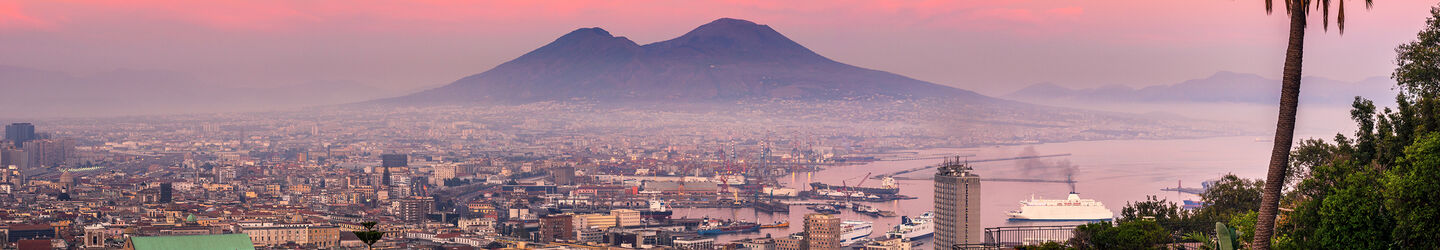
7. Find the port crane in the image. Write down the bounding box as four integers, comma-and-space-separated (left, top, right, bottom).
839, 172, 872, 201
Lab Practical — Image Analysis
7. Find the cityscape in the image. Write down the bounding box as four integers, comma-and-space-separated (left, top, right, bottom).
2, 1, 1439, 250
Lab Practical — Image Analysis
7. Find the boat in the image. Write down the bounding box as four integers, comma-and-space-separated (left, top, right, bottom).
852, 203, 897, 217
641, 199, 673, 221
1006, 193, 1114, 221
761, 221, 790, 228
808, 205, 841, 214
841, 220, 874, 246
885, 212, 934, 240
810, 178, 900, 195
697, 220, 761, 235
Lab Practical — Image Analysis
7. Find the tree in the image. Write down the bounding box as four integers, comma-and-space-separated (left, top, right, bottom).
1069, 220, 1170, 250
1383, 132, 1440, 248
1253, 0, 1374, 248
354, 221, 386, 250
1197, 174, 1264, 220
1118, 196, 1202, 233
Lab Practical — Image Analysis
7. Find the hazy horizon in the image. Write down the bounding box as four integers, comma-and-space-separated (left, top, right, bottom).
1, 1, 1434, 118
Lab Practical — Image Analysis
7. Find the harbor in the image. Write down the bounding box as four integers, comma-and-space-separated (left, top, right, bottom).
666, 136, 1272, 244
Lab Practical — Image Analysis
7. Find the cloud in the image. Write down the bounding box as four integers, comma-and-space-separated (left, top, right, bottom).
0, 1, 53, 30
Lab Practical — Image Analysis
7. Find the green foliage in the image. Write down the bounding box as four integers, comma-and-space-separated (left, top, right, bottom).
1215, 222, 1238, 250
1383, 132, 1440, 248
1068, 220, 1170, 250
1016, 241, 1071, 250
1226, 211, 1257, 246
1181, 232, 1215, 250
1118, 196, 1203, 233
1314, 182, 1393, 249
355, 221, 386, 249
1197, 174, 1264, 221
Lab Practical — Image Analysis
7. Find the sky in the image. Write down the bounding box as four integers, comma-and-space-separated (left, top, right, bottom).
1, 0, 1436, 96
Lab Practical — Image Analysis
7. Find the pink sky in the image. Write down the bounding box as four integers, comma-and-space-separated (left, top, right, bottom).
1, 0, 1435, 95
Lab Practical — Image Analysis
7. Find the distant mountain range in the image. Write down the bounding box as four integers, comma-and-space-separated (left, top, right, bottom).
379, 18, 992, 104
1006, 71, 1397, 106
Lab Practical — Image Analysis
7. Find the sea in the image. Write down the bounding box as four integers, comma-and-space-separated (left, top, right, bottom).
670, 136, 1290, 244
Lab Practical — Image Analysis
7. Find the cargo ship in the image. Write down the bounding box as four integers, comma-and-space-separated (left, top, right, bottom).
841, 220, 874, 246
697, 220, 761, 235
1006, 193, 1113, 221
885, 211, 934, 240
641, 199, 673, 221
809, 177, 900, 195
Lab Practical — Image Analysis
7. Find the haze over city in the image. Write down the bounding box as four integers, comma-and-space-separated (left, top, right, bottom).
2, 1, 1440, 250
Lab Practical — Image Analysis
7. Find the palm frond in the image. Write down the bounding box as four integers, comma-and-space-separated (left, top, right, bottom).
1338, 0, 1346, 33
1322, 0, 1331, 31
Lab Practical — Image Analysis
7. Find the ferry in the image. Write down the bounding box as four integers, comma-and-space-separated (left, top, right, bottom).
1006, 193, 1114, 221
885, 211, 934, 240
841, 220, 874, 246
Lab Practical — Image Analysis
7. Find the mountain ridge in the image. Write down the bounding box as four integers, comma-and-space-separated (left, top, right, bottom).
1006, 71, 1397, 106
378, 18, 988, 105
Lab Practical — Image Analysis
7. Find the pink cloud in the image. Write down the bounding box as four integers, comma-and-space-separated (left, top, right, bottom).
0, 1, 53, 30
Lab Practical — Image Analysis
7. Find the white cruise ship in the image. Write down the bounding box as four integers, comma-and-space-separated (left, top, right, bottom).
1006, 193, 1114, 221
841, 220, 874, 246
885, 211, 933, 240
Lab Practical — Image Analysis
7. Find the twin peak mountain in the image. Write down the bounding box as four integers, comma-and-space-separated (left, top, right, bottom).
386, 18, 989, 104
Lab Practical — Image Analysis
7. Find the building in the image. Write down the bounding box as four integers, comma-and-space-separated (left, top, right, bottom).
5, 123, 34, 148
21, 138, 73, 168
539, 214, 575, 242
738, 237, 776, 250
611, 209, 641, 227
673, 237, 715, 250
381, 154, 408, 168
126, 234, 255, 250
575, 213, 617, 229
775, 235, 805, 250
864, 237, 913, 250
5, 224, 55, 243
381, 154, 406, 191
552, 166, 575, 185
158, 183, 173, 203
934, 157, 981, 249
242, 224, 338, 248
393, 196, 435, 222
805, 213, 841, 250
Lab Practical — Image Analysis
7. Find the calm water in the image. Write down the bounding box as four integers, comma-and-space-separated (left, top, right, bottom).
671, 136, 1280, 243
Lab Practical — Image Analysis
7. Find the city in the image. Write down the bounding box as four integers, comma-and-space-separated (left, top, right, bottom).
2, 1, 1439, 250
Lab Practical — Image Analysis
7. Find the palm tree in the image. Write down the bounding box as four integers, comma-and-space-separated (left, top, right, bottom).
1252, 0, 1371, 249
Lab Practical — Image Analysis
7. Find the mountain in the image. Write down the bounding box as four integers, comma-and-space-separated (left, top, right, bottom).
1006, 71, 1397, 106
381, 18, 988, 104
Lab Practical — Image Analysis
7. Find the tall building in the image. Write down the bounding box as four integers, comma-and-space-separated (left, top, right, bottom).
381, 154, 408, 168
159, 182, 174, 203
381, 154, 406, 191
23, 139, 74, 167
805, 213, 842, 250
393, 196, 434, 222
934, 157, 981, 249
539, 214, 575, 242
4, 123, 34, 148
552, 166, 576, 185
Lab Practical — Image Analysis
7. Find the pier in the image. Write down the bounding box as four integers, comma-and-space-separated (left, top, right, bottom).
872, 153, 1073, 179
